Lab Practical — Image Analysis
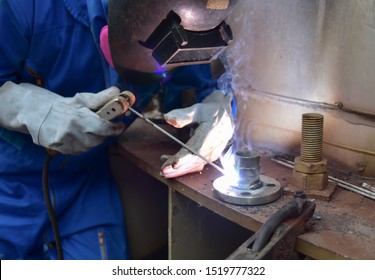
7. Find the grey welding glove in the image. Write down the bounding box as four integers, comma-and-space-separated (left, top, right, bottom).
161, 90, 234, 178
0, 81, 125, 154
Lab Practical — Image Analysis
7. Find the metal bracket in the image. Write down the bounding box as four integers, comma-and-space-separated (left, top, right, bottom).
227, 194, 316, 260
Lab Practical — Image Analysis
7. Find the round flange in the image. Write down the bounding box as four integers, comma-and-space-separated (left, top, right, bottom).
213, 175, 282, 206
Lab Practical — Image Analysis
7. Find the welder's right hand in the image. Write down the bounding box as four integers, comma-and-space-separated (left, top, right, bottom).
0, 81, 125, 154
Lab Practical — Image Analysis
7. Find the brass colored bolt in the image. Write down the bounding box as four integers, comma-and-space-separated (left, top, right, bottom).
291, 170, 328, 190
292, 113, 328, 190
294, 156, 327, 174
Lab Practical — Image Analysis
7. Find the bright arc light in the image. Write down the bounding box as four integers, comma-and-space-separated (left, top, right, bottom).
220, 145, 240, 183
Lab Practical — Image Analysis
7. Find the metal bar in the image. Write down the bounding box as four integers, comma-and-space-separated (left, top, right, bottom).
271, 157, 375, 200
128, 107, 226, 175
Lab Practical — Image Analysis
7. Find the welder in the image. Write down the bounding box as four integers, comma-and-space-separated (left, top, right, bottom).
0, 0, 237, 259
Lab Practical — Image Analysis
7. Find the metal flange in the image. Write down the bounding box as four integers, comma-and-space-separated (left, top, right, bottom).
213, 175, 282, 206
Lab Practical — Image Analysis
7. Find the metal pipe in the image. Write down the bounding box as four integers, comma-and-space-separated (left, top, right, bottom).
245, 87, 375, 120
324, 141, 375, 157
234, 149, 261, 188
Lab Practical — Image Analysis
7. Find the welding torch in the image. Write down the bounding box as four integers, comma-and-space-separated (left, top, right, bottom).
98, 90, 226, 175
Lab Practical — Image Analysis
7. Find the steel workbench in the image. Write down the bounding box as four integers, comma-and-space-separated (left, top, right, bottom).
110, 119, 375, 260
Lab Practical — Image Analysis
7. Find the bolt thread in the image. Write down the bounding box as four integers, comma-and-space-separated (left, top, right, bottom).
301, 113, 324, 162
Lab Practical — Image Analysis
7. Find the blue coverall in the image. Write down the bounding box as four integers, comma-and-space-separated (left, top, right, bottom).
0, 0, 217, 259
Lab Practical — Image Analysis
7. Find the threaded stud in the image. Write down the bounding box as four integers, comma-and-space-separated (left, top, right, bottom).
301, 113, 324, 162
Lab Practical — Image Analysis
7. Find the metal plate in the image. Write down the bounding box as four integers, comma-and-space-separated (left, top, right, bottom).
213, 175, 282, 206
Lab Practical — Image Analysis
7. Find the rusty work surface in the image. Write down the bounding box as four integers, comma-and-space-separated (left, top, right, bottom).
113, 119, 375, 260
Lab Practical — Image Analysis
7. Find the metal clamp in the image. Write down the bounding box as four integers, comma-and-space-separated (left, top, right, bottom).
227, 191, 316, 260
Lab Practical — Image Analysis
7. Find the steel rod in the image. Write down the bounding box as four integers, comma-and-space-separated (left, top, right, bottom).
271, 157, 375, 200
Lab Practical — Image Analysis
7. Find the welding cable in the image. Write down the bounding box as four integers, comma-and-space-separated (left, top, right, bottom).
42, 153, 64, 260
251, 195, 306, 253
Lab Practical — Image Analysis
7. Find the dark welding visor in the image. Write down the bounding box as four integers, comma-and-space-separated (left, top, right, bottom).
108, 0, 238, 83
139, 11, 233, 67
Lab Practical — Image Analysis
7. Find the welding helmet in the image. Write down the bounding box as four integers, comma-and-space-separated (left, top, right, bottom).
108, 0, 238, 83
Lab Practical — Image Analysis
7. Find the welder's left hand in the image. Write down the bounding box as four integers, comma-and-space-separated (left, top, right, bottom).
160, 90, 234, 178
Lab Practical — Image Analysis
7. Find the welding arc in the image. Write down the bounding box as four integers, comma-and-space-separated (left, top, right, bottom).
128, 107, 226, 175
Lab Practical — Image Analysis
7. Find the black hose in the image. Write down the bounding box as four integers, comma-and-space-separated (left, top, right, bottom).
251, 196, 306, 252
42, 153, 64, 260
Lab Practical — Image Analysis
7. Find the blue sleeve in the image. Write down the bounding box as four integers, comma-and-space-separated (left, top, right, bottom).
0, 0, 31, 85
162, 64, 218, 112
163, 63, 237, 117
